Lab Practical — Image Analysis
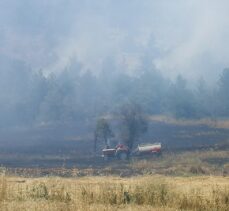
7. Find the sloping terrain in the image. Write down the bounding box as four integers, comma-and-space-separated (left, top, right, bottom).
0, 117, 228, 168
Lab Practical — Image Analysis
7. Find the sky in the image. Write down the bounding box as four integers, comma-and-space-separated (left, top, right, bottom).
1, 0, 229, 83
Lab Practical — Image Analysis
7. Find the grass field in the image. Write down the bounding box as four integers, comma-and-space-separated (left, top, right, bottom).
3, 149, 227, 178
0, 149, 228, 211
0, 117, 228, 210
0, 174, 228, 211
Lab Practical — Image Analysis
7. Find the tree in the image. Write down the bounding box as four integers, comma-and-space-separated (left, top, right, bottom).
94, 118, 114, 153
194, 77, 216, 118
218, 68, 229, 116
119, 103, 148, 149
167, 75, 197, 118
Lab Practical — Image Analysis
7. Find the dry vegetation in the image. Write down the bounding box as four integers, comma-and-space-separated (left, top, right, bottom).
130, 150, 229, 176
149, 115, 229, 129
0, 146, 228, 210
0, 149, 228, 211
0, 174, 228, 211
2, 149, 228, 178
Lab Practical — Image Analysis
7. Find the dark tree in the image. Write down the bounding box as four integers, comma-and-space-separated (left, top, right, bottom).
94, 118, 114, 153
218, 68, 229, 116
167, 75, 196, 118
119, 103, 148, 149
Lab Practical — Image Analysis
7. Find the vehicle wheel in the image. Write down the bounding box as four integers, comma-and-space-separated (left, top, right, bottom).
156, 151, 162, 157
118, 152, 128, 160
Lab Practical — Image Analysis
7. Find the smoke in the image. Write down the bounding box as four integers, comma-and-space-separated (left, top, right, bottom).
1, 0, 229, 83
153, 0, 229, 83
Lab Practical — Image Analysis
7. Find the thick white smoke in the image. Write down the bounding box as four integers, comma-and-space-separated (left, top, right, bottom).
1, 0, 229, 83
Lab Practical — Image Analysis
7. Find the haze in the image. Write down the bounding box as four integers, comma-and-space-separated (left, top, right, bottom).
1, 1, 229, 82
1, 1, 229, 133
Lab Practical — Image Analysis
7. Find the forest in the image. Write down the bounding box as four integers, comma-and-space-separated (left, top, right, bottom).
1, 55, 229, 129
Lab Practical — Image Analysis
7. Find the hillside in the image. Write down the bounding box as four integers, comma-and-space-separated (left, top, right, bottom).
0, 116, 228, 169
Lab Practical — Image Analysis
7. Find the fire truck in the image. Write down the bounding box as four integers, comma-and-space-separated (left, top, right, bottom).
102, 142, 162, 160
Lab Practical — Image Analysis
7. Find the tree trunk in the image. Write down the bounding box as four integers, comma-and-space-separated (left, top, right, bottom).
94, 133, 97, 156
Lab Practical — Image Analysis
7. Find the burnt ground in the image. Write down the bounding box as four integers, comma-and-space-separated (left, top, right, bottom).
0, 119, 228, 172
1, 150, 229, 178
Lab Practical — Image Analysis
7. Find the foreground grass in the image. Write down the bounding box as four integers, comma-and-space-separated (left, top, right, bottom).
0, 175, 228, 211
130, 150, 229, 176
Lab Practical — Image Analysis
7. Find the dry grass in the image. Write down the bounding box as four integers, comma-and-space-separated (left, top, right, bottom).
0, 149, 228, 210
0, 174, 228, 211
2, 149, 228, 178
130, 150, 229, 176
148, 115, 229, 129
